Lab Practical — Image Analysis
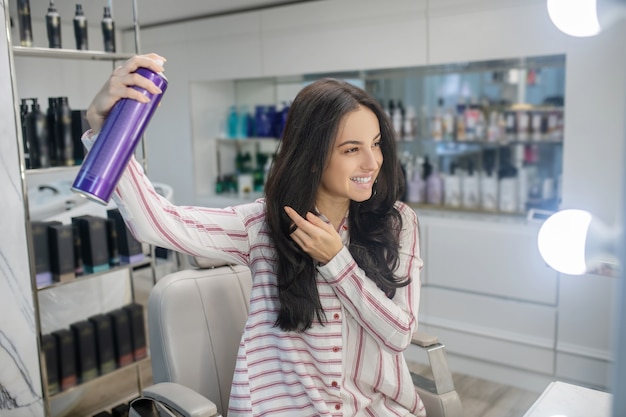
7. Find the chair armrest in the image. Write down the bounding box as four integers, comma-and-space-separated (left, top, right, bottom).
141, 382, 220, 417
410, 332, 464, 417
411, 332, 455, 394
412, 331, 439, 347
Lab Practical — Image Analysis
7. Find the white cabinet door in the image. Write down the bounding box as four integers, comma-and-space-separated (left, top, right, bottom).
420, 215, 558, 304
556, 273, 617, 389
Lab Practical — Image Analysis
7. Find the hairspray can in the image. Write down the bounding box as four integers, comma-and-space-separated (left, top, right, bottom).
71, 67, 168, 205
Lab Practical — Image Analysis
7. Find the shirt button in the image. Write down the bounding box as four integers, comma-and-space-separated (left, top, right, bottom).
335, 404, 341, 410
332, 346, 340, 353
331, 381, 338, 388
333, 313, 340, 320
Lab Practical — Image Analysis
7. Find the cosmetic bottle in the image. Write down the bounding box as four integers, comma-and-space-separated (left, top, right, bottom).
392, 106, 403, 139
426, 161, 444, 206
47, 97, 60, 166
455, 110, 466, 141
73, 4, 88, 50
102, 6, 116, 52
498, 165, 518, 213
25, 98, 50, 169
480, 168, 498, 211
405, 157, 425, 204
227, 105, 238, 138
431, 106, 442, 141
443, 107, 455, 141
17, 0, 33, 47
57, 97, 75, 166
237, 105, 249, 139
461, 161, 479, 210
421, 155, 433, 182
402, 105, 417, 141
72, 67, 168, 204
443, 163, 461, 208
20, 99, 31, 169
46, 1, 62, 49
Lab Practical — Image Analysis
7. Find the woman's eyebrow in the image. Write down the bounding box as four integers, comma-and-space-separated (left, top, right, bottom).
336, 133, 381, 147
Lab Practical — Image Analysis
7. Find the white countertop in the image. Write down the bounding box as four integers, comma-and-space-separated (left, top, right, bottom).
522, 381, 612, 417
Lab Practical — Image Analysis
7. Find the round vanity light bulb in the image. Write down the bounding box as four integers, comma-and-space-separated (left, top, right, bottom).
547, 0, 601, 37
537, 209, 592, 275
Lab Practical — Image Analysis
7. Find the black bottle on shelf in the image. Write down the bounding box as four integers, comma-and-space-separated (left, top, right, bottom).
20, 99, 31, 169
17, 0, 33, 47
25, 98, 50, 169
46, 97, 59, 166
73, 4, 88, 50
422, 155, 433, 181
57, 97, 75, 166
102, 6, 116, 53
46, 1, 62, 48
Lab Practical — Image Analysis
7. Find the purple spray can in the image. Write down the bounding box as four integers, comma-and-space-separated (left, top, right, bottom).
71, 67, 167, 205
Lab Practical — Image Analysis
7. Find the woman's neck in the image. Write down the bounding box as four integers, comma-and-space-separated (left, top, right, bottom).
315, 199, 349, 231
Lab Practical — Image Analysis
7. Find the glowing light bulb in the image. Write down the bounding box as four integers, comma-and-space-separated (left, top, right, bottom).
538, 209, 592, 275
547, 0, 601, 37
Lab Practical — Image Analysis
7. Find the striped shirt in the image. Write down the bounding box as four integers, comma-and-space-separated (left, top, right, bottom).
91, 133, 426, 416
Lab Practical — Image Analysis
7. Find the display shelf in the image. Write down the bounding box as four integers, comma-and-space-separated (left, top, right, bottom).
4, 0, 155, 415
37, 258, 152, 292
204, 55, 565, 215
12, 46, 134, 61
48, 356, 150, 402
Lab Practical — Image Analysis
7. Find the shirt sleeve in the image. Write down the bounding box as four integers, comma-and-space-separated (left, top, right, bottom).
316, 202, 422, 353
81, 130, 252, 266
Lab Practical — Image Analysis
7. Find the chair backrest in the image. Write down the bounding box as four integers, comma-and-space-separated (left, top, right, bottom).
147, 262, 252, 416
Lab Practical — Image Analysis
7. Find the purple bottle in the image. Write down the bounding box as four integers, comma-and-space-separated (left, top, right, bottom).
72, 67, 167, 205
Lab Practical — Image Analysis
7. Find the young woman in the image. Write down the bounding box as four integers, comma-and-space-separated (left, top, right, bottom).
85, 53, 425, 417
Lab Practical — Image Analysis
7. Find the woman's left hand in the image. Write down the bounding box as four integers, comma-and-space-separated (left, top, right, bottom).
284, 206, 343, 265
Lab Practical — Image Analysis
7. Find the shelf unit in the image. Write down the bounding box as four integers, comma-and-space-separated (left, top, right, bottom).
205, 55, 565, 215
5, 0, 155, 415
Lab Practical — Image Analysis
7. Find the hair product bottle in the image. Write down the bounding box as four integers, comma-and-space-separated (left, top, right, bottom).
73, 4, 88, 50
25, 98, 50, 169
426, 160, 444, 206
443, 163, 461, 208
461, 161, 479, 209
46, 97, 59, 166
72, 67, 168, 204
101, 6, 116, 53
46, 1, 62, 48
20, 99, 31, 168
17, 0, 33, 46
57, 97, 75, 166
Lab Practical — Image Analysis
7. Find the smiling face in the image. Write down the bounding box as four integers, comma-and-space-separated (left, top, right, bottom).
317, 105, 383, 213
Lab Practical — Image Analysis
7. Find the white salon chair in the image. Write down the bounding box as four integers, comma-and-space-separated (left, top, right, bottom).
132, 258, 463, 417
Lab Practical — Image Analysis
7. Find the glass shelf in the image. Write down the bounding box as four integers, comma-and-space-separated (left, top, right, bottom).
37, 258, 152, 292
12, 46, 134, 61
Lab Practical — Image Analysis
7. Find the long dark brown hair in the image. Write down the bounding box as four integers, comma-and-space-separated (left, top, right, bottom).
264, 78, 409, 332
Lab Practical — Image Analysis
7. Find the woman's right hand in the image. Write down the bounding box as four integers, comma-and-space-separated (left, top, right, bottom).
86, 53, 166, 134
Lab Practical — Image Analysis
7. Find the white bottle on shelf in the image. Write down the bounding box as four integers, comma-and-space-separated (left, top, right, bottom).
443, 164, 461, 208
426, 161, 444, 206
461, 162, 480, 209
480, 169, 498, 211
